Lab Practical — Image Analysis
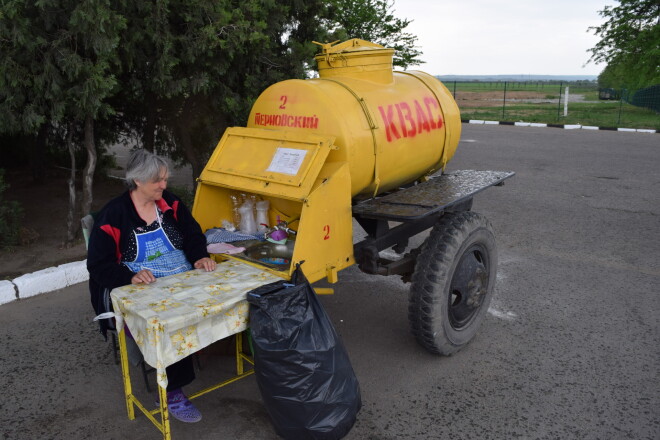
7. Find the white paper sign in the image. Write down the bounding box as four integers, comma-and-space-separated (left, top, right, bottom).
266, 147, 308, 175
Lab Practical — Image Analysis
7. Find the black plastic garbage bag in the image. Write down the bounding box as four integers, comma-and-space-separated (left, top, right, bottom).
247, 264, 361, 440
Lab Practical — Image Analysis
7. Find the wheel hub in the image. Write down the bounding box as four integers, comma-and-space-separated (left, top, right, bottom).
448, 245, 489, 329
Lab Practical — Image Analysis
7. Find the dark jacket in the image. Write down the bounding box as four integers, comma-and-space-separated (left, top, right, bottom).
87, 189, 208, 338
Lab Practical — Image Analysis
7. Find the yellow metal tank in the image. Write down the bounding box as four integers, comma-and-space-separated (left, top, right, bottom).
247, 39, 461, 197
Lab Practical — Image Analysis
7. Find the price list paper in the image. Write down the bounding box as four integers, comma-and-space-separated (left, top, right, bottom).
266, 147, 308, 175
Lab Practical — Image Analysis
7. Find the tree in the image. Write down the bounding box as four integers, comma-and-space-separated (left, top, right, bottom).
63, 1, 125, 240
110, 0, 424, 186
597, 61, 628, 89
1, 0, 424, 245
0, 0, 125, 243
588, 0, 660, 91
111, 0, 329, 184
0, 168, 22, 249
326, 0, 423, 69
0, 2, 62, 181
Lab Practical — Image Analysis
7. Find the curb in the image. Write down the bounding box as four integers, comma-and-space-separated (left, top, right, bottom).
0, 260, 88, 306
462, 120, 658, 133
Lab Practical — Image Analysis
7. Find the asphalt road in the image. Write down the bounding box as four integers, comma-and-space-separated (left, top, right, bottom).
1, 124, 658, 440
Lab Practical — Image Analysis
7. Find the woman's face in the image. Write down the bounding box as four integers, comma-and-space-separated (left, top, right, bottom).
135, 168, 169, 201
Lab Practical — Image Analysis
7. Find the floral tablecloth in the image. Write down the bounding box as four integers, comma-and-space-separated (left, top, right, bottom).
110, 259, 281, 389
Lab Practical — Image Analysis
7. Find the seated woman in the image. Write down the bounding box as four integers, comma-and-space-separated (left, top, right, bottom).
87, 149, 216, 423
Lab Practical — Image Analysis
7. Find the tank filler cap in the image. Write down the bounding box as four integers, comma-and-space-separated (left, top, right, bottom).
313, 39, 395, 83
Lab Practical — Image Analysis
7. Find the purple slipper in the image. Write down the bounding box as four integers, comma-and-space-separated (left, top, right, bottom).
165, 389, 202, 423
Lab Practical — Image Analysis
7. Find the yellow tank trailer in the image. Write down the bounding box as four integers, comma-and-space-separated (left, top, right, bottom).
192, 39, 514, 355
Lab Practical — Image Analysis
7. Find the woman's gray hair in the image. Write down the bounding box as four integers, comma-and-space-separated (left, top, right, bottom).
125, 149, 169, 190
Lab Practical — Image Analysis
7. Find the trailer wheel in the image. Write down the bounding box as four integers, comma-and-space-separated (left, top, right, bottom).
408, 211, 497, 355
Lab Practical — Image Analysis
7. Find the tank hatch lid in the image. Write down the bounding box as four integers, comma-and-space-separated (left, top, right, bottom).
199, 127, 336, 201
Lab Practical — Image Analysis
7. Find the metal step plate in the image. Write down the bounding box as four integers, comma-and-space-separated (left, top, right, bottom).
352, 170, 515, 221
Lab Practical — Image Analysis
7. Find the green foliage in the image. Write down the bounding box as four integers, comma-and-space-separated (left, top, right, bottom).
110, 0, 330, 179
1, 0, 424, 188
0, 0, 127, 188
0, 0, 126, 132
326, 0, 423, 69
588, 0, 660, 91
0, 169, 23, 249
597, 62, 627, 89
168, 184, 195, 209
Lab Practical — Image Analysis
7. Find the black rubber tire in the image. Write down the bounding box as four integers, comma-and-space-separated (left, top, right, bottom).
408, 211, 497, 355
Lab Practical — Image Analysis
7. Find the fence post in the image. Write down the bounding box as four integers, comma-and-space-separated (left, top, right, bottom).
502, 81, 508, 120
564, 86, 569, 116
556, 81, 563, 118
617, 88, 626, 126
453, 81, 457, 99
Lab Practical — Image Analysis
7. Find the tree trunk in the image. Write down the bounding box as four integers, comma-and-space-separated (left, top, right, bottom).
176, 120, 203, 190
65, 125, 77, 244
81, 115, 97, 218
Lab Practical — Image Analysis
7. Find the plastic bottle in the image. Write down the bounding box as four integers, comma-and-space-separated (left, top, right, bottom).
256, 200, 270, 233
249, 194, 259, 225
229, 194, 242, 226
238, 200, 257, 235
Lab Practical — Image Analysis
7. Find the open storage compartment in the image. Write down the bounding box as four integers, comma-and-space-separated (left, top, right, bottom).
192, 127, 355, 284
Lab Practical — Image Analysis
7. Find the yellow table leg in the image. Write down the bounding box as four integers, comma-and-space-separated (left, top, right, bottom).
236, 332, 244, 375
157, 385, 171, 440
117, 328, 135, 420
119, 328, 171, 439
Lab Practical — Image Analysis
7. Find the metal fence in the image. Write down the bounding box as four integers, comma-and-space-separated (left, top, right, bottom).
442, 80, 660, 130
630, 84, 660, 113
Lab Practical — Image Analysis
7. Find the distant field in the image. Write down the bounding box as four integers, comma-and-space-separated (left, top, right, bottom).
440, 81, 659, 130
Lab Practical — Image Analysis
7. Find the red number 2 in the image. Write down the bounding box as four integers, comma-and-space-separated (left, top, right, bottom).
279, 95, 288, 109
323, 225, 330, 240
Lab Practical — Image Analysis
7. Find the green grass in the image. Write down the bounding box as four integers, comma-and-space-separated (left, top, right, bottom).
459, 101, 660, 130
582, 90, 601, 100
446, 81, 659, 130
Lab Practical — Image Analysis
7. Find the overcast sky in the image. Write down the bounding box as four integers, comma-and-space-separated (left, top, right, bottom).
392, 0, 617, 76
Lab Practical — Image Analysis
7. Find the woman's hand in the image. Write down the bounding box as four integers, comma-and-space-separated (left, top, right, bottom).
131, 269, 156, 284
194, 257, 217, 272
194, 257, 215, 272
